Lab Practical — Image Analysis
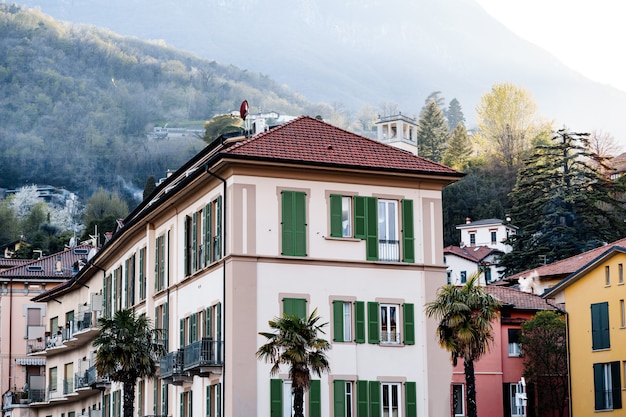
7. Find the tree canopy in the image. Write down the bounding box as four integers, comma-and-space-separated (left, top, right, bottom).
499, 129, 626, 275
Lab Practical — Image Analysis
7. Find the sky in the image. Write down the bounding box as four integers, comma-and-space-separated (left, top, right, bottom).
474, 0, 626, 93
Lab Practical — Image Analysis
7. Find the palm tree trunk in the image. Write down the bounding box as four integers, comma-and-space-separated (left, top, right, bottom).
464, 358, 478, 417
293, 385, 305, 417
123, 381, 136, 417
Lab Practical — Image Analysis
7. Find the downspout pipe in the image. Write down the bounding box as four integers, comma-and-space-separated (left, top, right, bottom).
205, 164, 227, 417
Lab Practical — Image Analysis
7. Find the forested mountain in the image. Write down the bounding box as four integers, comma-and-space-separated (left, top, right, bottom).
0, 4, 316, 202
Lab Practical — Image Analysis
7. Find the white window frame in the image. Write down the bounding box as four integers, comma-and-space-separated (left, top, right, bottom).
345, 381, 354, 417
509, 382, 526, 417
452, 384, 465, 417
381, 382, 401, 417
378, 200, 399, 262
343, 302, 352, 342
341, 196, 352, 237
380, 304, 400, 344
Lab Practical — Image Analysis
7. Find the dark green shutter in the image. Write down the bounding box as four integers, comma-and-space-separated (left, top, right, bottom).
139, 248, 145, 300
368, 302, 380, 344
401, 200, 414, 263
369, 381, 381, 417
591, 302, 610, 350
354, 196, 366, 239
180, 393, 184, 417
283, 298, 307, 319
333, 300, 344, 342
282, 191, 294, 255
355, 301, 365, 343
180, 318, 185, 346
163, 302, 169, 350
216, 383, 221, 417
334, 380, 346, 417
216, 196, 222, 260
405, 382, 417, 417
612, 361, 622, 409
365, 197, 378, 261
206, 386, 212, 417
216, 302, 222, 341
206, 307, 212, 338
310, 380, 321, 417
330, 194, 343, 237
593, 363, 604, 410
191, 313, 197, 343
207, 202, 213, 263
282, 191, 307, 256
403, 303, 415, 345
202, 204, 209, 266
192, 212, 198, 272
159, 235, 165, 289
356, 380, 369, 417
270, 379, 283, 417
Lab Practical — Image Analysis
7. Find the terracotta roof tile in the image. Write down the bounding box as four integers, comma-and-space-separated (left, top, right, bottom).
484, 286, 557, 311
506, 237, 626, 282
0, 245, 95, 280
223, 116, 461, 175
444, 245, 501, 262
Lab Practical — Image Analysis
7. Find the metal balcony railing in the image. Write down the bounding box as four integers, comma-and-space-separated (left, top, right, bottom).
378, 240, 400, 262
182, 338, 224, 371
159, 350, 184, 379
63, 378, 74, 395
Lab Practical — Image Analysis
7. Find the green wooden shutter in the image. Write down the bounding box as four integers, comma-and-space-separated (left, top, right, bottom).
401, 199, 415, 263
354, 196, 366, 239
216, 383, 221, 417
405, 382, 417, 417
216, 302, 222, 341
139, 248, 144, 299
270, 379, 283, 417
191, 313, 198, 343
283, 298, 307, 319
207, 202, 213, 263
356, 380, 369, 417
369, 381, 381, 417
192, 212, 198, 272
354, 301, 365, 344
282, 191, 295, 256
163, 302, 169, 350
365, 197, 378, 261
206, 386, 212, 417
184, 218, 189, 276
310, 380, 321, 417
333, 300, 344, 342
593, 363, 604, 410
205, 307, 212, 338
180, 318, 185, 346
159, 235, 165, 289
367, 302, 380, 344
403, 303, 415, 345
330, 194, 343, 237
591, 302, 610, 350
203, 203, 210, 266
334, 380, 346, 417
216, 196, 222, 260
612, 361, 622, 409
180, 393, 184, 417
124, 258, 129, 308
103, 274, 109, 318
189, 391, 193, 417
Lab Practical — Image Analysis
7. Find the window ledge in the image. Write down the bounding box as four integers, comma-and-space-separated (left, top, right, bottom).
324, 236, 361, 242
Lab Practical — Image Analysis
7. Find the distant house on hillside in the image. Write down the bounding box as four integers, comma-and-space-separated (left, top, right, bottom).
445, 218, 517, 285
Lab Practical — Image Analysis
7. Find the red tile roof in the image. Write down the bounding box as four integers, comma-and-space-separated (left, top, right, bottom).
506, 237, 626, 282
484, 286, 557, 311
223, 116, 461, 176
444, 245, 501, 263
0, 245, 95, 280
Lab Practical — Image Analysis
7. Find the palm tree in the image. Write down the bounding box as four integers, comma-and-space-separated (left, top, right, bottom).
424, 273, 501, 417
257, 308, 331, 417
93, 309, 166, 417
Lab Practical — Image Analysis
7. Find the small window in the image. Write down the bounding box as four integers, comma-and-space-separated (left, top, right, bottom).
452, 384, 465, 417
333, 301, 353, 342
490, 231, 497, 244
469, 233, 476, 246
330, 195, 353, 238
49, 367, 58, 391
381, 382, 401, 417
508, 329, 522, 357
620, 264, 624, 284
380, 304, 399, 344
460, 271, 467, 284
621, 300, 625, 328
606, 265, 611, 286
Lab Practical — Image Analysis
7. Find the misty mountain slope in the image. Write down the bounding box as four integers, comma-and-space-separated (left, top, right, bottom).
14, 0, 626, 139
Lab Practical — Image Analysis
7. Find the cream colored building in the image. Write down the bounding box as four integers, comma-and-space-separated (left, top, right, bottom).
25, 116, 461, 417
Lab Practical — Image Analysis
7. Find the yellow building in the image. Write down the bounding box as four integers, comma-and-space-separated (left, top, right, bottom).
544, 246, 626, 416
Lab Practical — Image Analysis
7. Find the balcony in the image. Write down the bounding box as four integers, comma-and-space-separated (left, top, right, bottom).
378, 240, 400, 262
159, 350, 189, 385
182, 338, 224, 376
85, 366, 110, 391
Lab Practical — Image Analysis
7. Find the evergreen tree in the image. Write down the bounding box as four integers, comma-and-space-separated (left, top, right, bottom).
499, 129, 626, 275
143, 176, 157, 200
442, 123, 472, 170
424, 91, 446, 109
445, 98, 465, 130
417, 99, 450, 163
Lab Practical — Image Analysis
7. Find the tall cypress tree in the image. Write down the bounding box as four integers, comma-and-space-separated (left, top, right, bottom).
445, 98, 465, 131
417, 99, 450, 163
499, 129, 626, 275
442, 123, 472, 170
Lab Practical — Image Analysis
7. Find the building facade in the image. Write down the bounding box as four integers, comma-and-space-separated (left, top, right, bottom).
25, 116, 462, 417
544, 246, 626, 416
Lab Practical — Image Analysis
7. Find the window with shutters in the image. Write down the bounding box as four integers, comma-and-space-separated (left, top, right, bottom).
49, 366, 57, 391
366, 301, 414, 346
333, 380, 355, 417
283, 297, 307, 319
354, 380, 417, 417
125, 253, 135, 307
591, 302, 610, 350
329, 194, 354, 238
594, 362, 622, 410
281, 190, 307, 257
269, 379, 320, 417
155, 234, 166, 291
184, 195, 222, 277
154, 378, 168, 416
181, 391, 193, 417
352, 196, 414, 263
114, 266, 122, 313
155, 302, 169, 350
139, 247, 146, 300
206, 383, 222, 417
332, 300, 353, 343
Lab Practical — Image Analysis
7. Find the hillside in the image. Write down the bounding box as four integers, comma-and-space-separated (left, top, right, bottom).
16, 0, 626, 141
0, 4, 315, 202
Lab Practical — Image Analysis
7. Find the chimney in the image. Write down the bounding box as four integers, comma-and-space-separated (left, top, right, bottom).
465, 217, 471, 224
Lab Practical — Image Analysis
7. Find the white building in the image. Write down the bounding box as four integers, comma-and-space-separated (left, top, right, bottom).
26, 116, 462, 417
